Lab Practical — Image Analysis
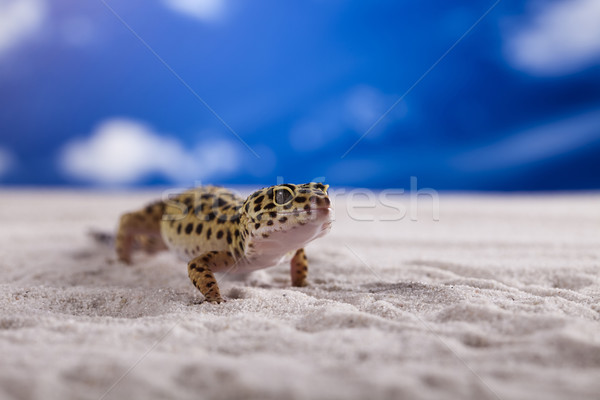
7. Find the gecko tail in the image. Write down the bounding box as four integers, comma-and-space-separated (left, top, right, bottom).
88, 229, 116, 247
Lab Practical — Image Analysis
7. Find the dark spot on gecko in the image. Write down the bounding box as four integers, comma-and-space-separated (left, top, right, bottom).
266, 220, 273, 226
217, 230, 224, 239
226, 231, 232, 244
263, 203, 276, 210
206, 281, 215, 288
253, 204, 262, 213
295, 196, 307, 203
185, 223, 194, 234
254, 223, 261, 229
196, 223, 203, 235
254, 195, 264, 204
205, 212, 216, 222
234, 229, 239, 237
215, 197, 228, 207
206, 228, 212, 240
177, 223, 182, 234
279, 217, 288, 223
304, 204, 311, 211
269, 212, 277, 218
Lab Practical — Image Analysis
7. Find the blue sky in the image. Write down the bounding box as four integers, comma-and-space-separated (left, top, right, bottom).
0, 0, 599, 190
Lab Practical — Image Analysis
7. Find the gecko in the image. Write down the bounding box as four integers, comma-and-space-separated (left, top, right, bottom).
114, 183, 332, 303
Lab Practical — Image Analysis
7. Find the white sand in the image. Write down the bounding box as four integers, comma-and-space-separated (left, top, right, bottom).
1, 189, 599, 400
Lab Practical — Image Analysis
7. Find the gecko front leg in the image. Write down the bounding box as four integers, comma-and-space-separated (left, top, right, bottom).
187, 251, 236, 303
291, 248, 308, 287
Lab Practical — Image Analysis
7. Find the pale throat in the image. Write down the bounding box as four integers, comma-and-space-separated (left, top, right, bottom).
245, 211, 331, 268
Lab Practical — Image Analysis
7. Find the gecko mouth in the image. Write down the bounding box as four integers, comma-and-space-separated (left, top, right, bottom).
277, 207, 332, 217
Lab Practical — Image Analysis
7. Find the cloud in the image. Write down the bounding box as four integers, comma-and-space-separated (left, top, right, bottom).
161, 0, 226, 21
0, 0, 46, 55
0, 146, 14, 177
59, 118, 241, 185
504, 0, 600, 76
289, 85, 403, 152
343, 85, 400, 133
452, 108, 600, 170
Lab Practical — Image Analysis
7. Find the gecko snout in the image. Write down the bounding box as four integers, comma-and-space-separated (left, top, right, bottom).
314, 196, 330, 208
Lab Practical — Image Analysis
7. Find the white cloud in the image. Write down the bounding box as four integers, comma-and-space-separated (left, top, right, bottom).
452, 108, 600, 170
59, 118, 241, 185
289, 85, 403, 152
162, 0, 226, 21
0, 0, 46, 55
343, 85, 400, 132
504, 0, 600, 76
0, 146, 14, 177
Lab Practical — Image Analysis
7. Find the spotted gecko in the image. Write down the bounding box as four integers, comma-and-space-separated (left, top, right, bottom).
114, 183, 332, 303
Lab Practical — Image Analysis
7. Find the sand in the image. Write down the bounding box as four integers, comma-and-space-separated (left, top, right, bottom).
0, 189, 599, 400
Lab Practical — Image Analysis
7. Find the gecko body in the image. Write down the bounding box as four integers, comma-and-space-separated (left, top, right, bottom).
115, 183, 332, 303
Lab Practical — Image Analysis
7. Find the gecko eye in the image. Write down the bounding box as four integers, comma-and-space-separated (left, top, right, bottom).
274, 187, 294, 205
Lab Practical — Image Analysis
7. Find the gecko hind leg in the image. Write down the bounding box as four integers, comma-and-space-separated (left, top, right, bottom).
137, 234, 168, 255
116, 201, 165, 264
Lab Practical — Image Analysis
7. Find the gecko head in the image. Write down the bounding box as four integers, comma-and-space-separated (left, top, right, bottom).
242, 182, 332, 253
